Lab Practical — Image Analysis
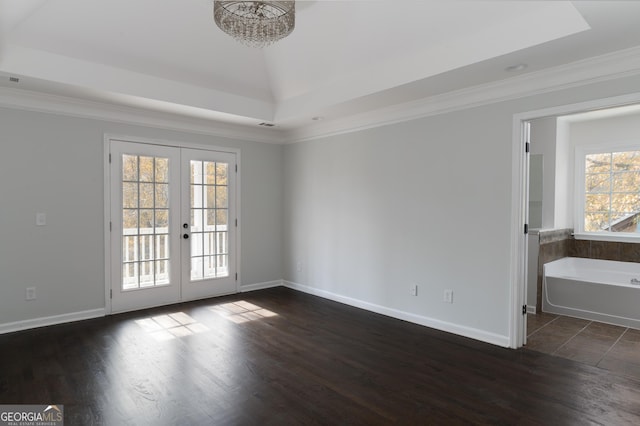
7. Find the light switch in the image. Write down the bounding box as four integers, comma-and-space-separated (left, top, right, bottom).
36, 212, 46, 226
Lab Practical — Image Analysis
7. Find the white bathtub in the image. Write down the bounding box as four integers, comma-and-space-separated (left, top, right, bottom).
543, 257, 640, 329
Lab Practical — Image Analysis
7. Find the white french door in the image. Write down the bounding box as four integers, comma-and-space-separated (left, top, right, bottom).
109, 140, 237, 313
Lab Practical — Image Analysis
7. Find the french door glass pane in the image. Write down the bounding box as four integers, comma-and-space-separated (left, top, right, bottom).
121, 154, 171, 290
190, 160, 230, 280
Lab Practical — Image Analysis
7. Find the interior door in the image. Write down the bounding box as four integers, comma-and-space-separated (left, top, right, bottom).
109, 141, 237, 313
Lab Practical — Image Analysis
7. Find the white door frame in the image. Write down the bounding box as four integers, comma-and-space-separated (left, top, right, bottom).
509, 91, 640, 348
103, 134, 241, 314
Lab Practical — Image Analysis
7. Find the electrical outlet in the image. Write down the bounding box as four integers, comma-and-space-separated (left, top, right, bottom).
410, 284, 418, 296
36, 212, 46, 226
25, 287, 36, 301
443, 289, 453, 304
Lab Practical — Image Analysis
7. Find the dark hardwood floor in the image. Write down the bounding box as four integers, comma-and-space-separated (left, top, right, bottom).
1, 287, 639, 425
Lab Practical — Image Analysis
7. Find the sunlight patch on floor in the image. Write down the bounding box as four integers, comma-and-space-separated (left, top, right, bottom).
209, 300, 278, 324
135, 312, 209, 341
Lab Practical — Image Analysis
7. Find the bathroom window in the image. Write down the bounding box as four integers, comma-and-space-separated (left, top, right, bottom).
576, 147, 640, 236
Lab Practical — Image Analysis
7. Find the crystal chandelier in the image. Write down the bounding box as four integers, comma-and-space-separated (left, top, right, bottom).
214, 1, 295, 48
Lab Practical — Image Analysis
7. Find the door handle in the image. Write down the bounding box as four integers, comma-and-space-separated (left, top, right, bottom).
183, 234, 189, 239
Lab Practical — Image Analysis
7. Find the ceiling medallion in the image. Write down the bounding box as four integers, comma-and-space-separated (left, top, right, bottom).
214, 1, 295, 48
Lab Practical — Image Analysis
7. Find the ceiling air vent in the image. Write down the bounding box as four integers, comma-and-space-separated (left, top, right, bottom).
258, 122, 275, 127
9, 77, 20, 83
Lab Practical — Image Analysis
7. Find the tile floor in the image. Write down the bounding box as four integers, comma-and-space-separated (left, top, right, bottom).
526, 313, 640, 380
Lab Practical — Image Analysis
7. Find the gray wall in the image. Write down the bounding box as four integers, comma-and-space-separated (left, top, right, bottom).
3, 72, 640, 344
283, 74, 640, 342
0, 107, 283, 325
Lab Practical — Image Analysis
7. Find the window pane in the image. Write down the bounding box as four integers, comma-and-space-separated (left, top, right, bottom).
155, 234, 169, 259
140, 261, 154, 287
613, 151, 640, 172
140, 234, 154, 260
123, 155, 138, 181
206, 209, 216, 228
191, 233, 203, 256
610, 215, 639, 233
155, 210, 169, 233
156, 184, 169, 208
155, 158, 169, 183
191, 257, 203, 280
216, 186, 228, 208
191, 161, 203, 184
191, 209, 203, 232
139, 183, 154, 208
585, 174, 610, 193
205, 162, 216, 185
191, 185, 203, 208
217, 232, 228, 255
123, 263, 139, 290
155, 260, 170, 285
139, 209, 154, 232
123, 236, 138, 262
613, 172, 640, 192
216, 209, 228, 228
204, 232, 215, 255
123, 209, 138, 232
585, 194, 610, 212
585, 153, 611, 173
216, 163, 228, 185
139, 156, 154, 182
123, 182, 138, 208
217, 255, 229, 277
204, 256, 216, 278
207, 186, 216, 208
611, 193, 640, 213
585, 213, 609, 232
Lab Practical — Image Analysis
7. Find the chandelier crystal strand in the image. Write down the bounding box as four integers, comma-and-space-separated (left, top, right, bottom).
214, 1, 295, 48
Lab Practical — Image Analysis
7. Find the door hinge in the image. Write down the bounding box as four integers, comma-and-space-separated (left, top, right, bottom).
235, 218, 238, 227
109, 221, 112, 232
522, 305, 527, 315
524, 223, 529, 234
235, 273, 238, 281
110, 289, 113, 299
235, 164, 238, 173
525, 142, 530, 153
109, 153, 112, 163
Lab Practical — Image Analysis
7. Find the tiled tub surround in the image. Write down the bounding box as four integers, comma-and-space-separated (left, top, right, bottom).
535, 229, 572, 312
533, 229, 640, 312
571, 239, 640, 262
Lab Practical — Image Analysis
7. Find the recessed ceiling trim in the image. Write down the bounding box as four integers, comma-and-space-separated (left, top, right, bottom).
0, 45, 276, 122
0, 86, 285, 144
284, 45, 640, 143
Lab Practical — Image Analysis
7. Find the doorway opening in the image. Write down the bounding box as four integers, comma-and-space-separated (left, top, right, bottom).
512, 92, 640, 348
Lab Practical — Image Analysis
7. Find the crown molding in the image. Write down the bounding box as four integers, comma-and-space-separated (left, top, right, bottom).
0, 86, 286, 144
283, 45, 640, 143
2, 44, 640, 145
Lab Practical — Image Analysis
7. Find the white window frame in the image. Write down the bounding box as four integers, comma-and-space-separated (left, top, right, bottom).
574, 142, 640, 242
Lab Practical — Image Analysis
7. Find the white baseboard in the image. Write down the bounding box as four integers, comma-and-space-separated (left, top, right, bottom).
527, 305, 537, 314
239, 280, 284, 293
0, 308, 106, 335
283, 281, 510, 348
